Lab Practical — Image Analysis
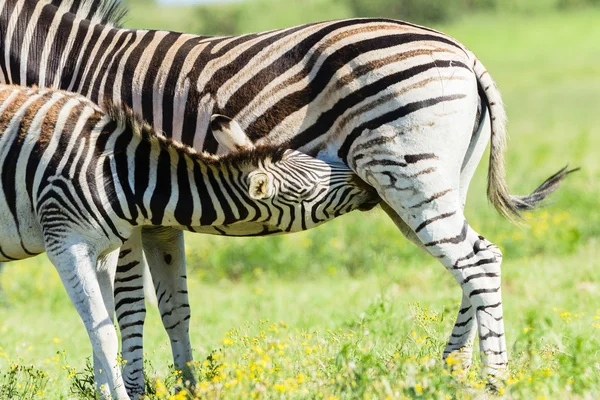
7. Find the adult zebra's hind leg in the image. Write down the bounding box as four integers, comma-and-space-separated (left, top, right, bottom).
381, 203, 478, 370
350, 140, 507, 386
377, 103, 490, 372
142, 227, 196, 388
114, 228, 147, 396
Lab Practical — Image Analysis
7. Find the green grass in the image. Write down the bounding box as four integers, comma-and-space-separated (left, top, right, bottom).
1, 6, 599, 400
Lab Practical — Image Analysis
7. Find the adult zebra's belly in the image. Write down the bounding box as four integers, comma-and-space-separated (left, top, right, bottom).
0, 219, 45, 262
180, 223, 284, 237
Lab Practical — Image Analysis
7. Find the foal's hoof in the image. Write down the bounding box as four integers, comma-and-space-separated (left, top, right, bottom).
485, 381, 502, 395
484, 371, 507, 395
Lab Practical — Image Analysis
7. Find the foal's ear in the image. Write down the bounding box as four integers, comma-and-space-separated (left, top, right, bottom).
248, 172, 274, 200
210, 114, 255, 152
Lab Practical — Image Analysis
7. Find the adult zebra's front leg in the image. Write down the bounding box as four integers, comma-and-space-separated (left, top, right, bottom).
115, 228, 195, 395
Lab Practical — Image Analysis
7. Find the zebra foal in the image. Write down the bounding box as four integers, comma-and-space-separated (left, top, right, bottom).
0, 83, 377, 399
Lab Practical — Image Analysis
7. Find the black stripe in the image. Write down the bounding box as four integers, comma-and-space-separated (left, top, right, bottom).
149, 144, 171, 225
89, 29, 129, 103
120, 31, 156, 110
117, 261, 140, 274
415, 211, 456, 233
140, 32, 182, 127
468, 287, 500, 297
119, 248, 132, 258
26, 5, 53, 86
113, 126, 138, 223
462, 272, 499, 284
115, 274, 142, 284
44, 9, 73, 86
0, 245, 17, 261
0, 0, 17, 82
206, 168, 233, 224
454, 257, 497, 270
215, 22, 329, 110
173, 153, 193, 226
9, 0, 37, 84
217, 168, 248, 223
81, 27, 118, 95
339, 93, 467, 161
424, 220, 468, 247
87, 120, 127, 241
114, 285, 144, 297
160, 36, 209, 139
133, 132, 150, 220
454, 316, 473, 328
69, 23, 103, 92
102, 30, 137, 101
115, 296, 145, 311
195, 163, 216, 225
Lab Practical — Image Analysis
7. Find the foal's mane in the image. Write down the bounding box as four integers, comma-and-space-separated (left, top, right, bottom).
103, 101, 289, 169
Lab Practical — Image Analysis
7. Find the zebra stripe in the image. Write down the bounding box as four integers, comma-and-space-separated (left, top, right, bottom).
0, 83, 376, 399
0, 0, 575, 394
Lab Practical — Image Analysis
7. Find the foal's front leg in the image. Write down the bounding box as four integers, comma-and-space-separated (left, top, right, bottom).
48, 242, 130, 400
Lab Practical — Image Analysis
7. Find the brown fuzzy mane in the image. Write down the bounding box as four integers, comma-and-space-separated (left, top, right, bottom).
103, 101, 289, 168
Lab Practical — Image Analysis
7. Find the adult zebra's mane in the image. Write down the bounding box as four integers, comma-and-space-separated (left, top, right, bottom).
47, 0, 127, 27
104, 101, 289, 170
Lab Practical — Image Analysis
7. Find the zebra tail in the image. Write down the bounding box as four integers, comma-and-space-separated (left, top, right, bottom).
473, 57, 577, 222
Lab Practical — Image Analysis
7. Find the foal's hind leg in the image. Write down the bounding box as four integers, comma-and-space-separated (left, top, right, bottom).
114, 228, 147, 396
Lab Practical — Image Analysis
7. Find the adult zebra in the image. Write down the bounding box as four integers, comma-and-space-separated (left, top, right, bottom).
0, 83, 377, 399
0, 0, 574, 393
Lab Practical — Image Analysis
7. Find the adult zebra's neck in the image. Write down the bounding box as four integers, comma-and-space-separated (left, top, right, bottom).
0, 0, 127, 92
103, 112, 268, 230
0, 0, 210, 146
1, 0, 85, 87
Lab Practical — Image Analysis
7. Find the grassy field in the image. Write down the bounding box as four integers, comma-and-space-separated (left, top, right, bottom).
1, 5, 600, 400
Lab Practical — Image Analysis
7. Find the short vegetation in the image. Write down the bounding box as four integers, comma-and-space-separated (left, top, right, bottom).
1, 0, 599, 399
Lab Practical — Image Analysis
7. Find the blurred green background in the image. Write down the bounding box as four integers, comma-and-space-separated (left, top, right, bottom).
124, 0, 600, 34
1, 1, 599, 398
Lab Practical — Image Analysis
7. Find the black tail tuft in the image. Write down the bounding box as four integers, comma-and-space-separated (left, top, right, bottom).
510, 166, 579, 212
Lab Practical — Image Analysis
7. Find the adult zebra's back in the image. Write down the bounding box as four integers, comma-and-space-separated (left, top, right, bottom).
0, 0, 575, 393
